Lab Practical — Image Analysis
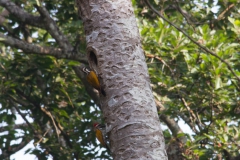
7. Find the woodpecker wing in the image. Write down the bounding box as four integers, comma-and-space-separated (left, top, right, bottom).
83, 68, 106, 96
86, 71, 101, 91
95, 128, 106, 146
94, 124, 111, 152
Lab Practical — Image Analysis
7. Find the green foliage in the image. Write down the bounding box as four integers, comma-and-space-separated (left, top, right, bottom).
0, 51, 110, 159
136, 0, 240, 159
0, 0, 107, 159
0, 0, 240, 159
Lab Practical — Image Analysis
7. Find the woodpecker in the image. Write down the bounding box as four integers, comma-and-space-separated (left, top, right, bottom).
93, 123, 110, 152
82, 67, 106, 96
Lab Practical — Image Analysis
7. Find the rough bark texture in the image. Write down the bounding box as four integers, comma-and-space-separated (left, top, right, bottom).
76, 0, 167, 159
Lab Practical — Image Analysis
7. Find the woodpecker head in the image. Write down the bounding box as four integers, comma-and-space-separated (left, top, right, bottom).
93, 122, 99, 129
93, 122, 99, 127
82, 67, 90, 74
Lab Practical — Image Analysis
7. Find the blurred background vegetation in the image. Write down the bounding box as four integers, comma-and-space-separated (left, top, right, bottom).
0, 0, 239, 159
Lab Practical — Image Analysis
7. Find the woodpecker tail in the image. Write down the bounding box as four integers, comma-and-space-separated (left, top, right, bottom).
105, 143, 111, 153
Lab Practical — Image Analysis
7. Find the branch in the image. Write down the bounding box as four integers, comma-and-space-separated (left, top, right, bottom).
0, 137, 31, 159
8, 97, 41, 138
0, 0, 45, 28
0, 32, 87, 63
144, 0, 240, 82
147, 54, 199, 134
56, 123, 79, 159
180, 97, 196, 123
155, 100, 187, 143
146, 53, 174, 74
155, 94, 199, 134
34, 127, 51, 146
0, 8, 9, 24
179, 112, 199, 133
180, 97, 204, 131
0, 0, 84, 58
174, 0, 196, 29
12, 89, 78, 159
34, 5, 72, 51
40, 107, 60, 138
217, 4, 235, 21
40, 107, 79, 159
0, 123, 28, 132
75, 0, 91, 20
9, 90, 73, 159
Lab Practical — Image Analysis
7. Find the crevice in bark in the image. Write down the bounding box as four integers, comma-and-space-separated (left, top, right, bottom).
89, 50, 98, 66
87, 47, 107, 97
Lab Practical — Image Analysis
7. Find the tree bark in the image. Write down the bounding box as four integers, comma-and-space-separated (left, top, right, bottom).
76, 0, 167, 159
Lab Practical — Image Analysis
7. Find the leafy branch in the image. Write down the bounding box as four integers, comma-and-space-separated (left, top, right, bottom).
144, 0, 240, 83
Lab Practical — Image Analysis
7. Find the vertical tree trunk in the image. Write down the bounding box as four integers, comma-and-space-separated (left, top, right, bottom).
76, 0, 167, 159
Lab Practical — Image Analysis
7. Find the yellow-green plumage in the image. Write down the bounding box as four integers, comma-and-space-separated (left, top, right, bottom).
93, 123, 111, 152
82, 67, 106, 96
86, 71, 101, 91
95, 128, 106, 147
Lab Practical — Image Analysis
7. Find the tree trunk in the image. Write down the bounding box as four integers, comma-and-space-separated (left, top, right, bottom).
76, 0, 167, 159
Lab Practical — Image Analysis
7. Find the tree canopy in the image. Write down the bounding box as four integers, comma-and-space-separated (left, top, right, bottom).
0, 0, 240, 159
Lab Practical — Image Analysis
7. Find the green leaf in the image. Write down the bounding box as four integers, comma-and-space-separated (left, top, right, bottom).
215, 75, 222, 89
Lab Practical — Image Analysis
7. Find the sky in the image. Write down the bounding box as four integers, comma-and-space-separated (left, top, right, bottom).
7, 115, 193, 160
0, 114, 51, 160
